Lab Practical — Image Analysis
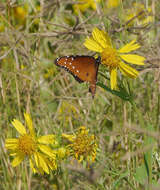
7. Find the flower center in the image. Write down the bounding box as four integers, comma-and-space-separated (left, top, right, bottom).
72, 133, 96, 157
101, 46, 120, 68
18, 135, 36, 155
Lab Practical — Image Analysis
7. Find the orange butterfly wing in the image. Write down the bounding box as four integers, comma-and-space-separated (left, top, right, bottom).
54, 56, 101, 98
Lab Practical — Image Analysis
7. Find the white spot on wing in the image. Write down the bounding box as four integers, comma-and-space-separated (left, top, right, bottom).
72, 66, 75, 69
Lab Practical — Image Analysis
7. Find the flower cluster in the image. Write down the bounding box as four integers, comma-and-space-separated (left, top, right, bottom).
73, 0, 100, 14
124, 3, 153, 26
5, 113, 98, 174
62, 126, 98, 163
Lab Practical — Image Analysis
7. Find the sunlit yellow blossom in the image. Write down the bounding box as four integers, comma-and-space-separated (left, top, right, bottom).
107, 0, 121, 8
62, 126, 98, 163
56, 147, 67, 160
73, 0, 100, 14
13, 4, 28, 26
84, 27, 145, 90
124, 3, 153, 26
43, 68, 55, 79
5, 113, 57, 174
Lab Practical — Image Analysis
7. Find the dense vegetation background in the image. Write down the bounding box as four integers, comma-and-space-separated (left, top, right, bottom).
0, 0, 160, 189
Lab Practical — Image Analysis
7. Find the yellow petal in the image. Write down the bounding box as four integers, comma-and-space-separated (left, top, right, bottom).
12, 119, 26, 135
141, 16, 154, 26
36, 153, 49, 174
5, 139, 18, 150
34, 152, 39, 167
10, 152, 17, 156
11, 154, 24, 167
57, 147, 66, 159
29, 158, 37, 173
79, 155, 84, 163
38, 144, 56, 158
119, 62, 139, 78
73, 2, 90, 14
47, 158, 57, 170
92, 27, 110, 49
110, 68, 117, 90
119, 54, 145, 65
84, 37, 103, 53
90, 3, 96, 10
5, 138, 18, 144
24, 113, 35, 136
62, 133, 75, 142
118, 40, 140, 53
37, 135, 55, 144
107, 0, 120, 8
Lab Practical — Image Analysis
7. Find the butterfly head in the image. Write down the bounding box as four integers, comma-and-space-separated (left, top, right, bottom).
96, 56, 101, 65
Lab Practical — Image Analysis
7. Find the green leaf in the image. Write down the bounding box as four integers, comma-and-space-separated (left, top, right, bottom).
134, 124, 156, 186
97, 82, 132, 102
112, 171, 129, 189
144, 124, 155, 185
134, 164, 148, 185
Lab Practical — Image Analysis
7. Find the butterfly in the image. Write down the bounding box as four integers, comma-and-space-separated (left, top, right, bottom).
54, 55, 101, 98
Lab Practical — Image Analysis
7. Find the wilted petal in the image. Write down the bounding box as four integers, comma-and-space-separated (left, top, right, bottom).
47, 158, 57, 170
12, 119, 26, 135
120, 54, 145, 65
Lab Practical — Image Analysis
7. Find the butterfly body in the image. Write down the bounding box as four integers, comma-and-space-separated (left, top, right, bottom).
54, 55, 101, 98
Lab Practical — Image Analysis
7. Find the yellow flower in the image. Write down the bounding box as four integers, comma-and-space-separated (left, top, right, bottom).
107, 0, 121, 8
43, 68, 55, 79
73, 0, 100, 14
56, 147, 67, 160
5, 113, 57, 174
124, 3, 153, 26
13, 4, 28, 26
62, 126, 98, 163
84, 27, 145, 90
